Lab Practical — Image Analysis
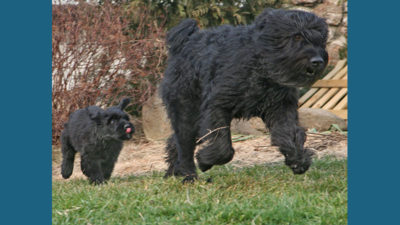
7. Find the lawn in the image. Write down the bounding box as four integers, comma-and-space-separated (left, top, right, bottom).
52, 157, 347, 225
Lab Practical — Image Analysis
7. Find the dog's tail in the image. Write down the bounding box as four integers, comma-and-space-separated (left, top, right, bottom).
166, 19, 199, 56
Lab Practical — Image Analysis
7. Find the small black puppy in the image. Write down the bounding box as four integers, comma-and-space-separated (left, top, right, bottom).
61, 98, 134, 184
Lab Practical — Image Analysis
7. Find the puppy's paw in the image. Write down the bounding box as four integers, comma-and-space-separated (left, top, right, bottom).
181, 174, 198, 184
89, 177, 106, 185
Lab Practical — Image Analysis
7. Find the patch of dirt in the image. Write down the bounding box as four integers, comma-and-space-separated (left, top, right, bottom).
52, 132, 347, 181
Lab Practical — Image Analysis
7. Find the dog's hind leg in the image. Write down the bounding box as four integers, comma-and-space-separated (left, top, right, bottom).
60, 133, 76, 179
164, 135, 178, 178
196, 108, 234, 172
165, 103, 199, 183
173, 123, 198, 183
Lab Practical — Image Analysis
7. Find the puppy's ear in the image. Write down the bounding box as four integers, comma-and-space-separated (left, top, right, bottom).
87, 106, 104, 125
254, 8, 276, 30
118, 98, 131, 110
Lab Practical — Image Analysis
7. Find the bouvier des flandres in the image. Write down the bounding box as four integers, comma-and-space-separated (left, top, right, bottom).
61, 98, 135, 184
160, 8, 329, 183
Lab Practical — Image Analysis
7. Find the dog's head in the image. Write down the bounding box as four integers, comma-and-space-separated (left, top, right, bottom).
253, 8, 329, 87
89, 98, 135, 141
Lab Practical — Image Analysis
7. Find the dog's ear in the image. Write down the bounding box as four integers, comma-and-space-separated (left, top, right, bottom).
254, 8, 276, 30
87, 106, 104, 125
118, 98, 131, 110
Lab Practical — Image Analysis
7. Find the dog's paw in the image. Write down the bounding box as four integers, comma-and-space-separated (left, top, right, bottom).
285, 148, 313, 174
89, 177, 106, 185
61, 162, 74, 179
61, 170, 72, 179
181, 174, 198, 184
197, 162, 213, 172
164, 170, 179, 179
289, 162, 311, 174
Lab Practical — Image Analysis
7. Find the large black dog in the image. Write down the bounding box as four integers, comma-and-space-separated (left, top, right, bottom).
160, 8, 329, 182
61, 98, 135, 184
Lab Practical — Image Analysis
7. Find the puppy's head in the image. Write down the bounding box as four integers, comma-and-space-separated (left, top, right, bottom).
254, 8, 329, 87
89, 98, 135, 141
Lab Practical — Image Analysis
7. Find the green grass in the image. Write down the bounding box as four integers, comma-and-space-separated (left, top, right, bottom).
52, 157, 347, 225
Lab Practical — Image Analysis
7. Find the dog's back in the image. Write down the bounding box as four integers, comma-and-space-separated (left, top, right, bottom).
62, 106, 102, 150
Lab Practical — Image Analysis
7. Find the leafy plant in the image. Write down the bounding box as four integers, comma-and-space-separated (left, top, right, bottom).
127, 0, 284, 28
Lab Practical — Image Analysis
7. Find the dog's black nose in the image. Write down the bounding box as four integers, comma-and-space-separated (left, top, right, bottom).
310, 56, 324, 68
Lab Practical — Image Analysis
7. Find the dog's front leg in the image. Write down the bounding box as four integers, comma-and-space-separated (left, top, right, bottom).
80, 155, 105, 185
262, 105, 313, 174
196, 107, 234, 172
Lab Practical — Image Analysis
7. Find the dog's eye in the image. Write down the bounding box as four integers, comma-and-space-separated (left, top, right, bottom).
294, 34, 303, 41
109, 117, 119, 124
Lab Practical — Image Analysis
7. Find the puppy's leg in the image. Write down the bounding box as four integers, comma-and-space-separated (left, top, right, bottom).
102, 150, 121, 181
60, 133, 76, 179
80, 154, 105, 185
196, 108, 234, 172
263, 105, 313, 174
102, 159, 116, 181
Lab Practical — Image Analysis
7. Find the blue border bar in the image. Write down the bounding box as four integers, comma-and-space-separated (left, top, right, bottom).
348, 1, 400, 224
0, 1, 51, 224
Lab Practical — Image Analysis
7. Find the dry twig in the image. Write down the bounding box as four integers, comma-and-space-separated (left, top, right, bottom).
196, 126, 229, 144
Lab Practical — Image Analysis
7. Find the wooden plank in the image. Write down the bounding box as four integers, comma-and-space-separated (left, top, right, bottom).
328, 109, 347, 119
300, 88, 329, 108
298, 60, 346, 106
312, 88, 340, 108
312, 79, 347, 88
333, 95, 348, 110
298, 88, 318, 106
322, 59, 347, 80
331, 66, 348, 79
322, 89, 347, 110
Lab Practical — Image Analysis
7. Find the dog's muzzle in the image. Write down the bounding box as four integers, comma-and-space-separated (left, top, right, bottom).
305, 56, 325, 77
124, 124, 134, 132
123, 123, 134, 139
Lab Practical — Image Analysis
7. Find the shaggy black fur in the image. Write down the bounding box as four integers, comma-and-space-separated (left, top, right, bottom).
61, 98, 135, 185
160, 8, 329, 183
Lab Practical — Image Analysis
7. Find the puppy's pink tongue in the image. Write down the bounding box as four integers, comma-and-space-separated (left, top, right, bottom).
125, 127, 132, 134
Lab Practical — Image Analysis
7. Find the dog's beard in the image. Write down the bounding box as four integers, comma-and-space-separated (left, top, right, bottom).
265, 63, 324, 87
119, 132, 132, 140
96, 126, 132, 141
281, 73, 320, 87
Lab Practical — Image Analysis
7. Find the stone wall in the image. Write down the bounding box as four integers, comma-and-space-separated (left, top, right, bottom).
284, 0, 348, 65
